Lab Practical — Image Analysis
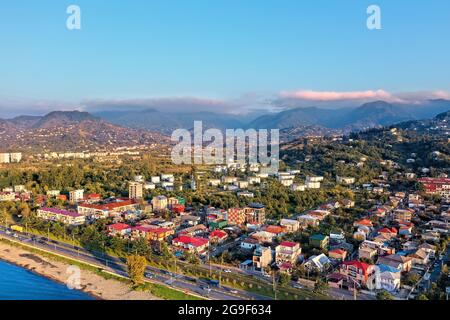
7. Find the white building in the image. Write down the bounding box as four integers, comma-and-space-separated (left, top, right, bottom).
69, 189, 84, 203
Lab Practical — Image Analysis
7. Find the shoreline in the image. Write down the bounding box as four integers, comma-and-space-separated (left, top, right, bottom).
0, 241, 160, 300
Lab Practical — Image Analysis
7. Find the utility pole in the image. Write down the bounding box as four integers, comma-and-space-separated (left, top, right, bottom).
219, 256, 223, 287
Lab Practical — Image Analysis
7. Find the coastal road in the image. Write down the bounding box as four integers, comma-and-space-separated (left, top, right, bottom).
0, 227, 266, 300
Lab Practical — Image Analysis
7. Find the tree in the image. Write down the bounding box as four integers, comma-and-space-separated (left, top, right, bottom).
314, 279, 329, 293
376, 290, 394, 300
278, 272, 291, 287
126, 255, 147, 285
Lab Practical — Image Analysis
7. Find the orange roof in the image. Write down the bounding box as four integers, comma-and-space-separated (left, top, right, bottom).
355, 219, 373, 227
264, 225, 284, 234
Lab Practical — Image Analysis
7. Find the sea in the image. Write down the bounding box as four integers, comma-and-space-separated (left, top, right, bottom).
0, 259, 94, 300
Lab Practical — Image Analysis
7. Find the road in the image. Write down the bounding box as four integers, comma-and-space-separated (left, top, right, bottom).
0, 226, 266, 300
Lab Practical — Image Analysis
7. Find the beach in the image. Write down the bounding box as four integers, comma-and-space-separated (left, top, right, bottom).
0, 242, 160, 300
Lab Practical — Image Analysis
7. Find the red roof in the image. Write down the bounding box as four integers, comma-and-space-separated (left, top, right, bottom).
173, 235, 209, 247
108, 223, 130, 231
210, 229, 228, 239
342, 260, 372, 274
279, 241, 298, 248
86, 193, 101, 199
329, 249, 346, 255
379, 227, 397, 234
355, 219, 373, 227
79, 199, 137, 211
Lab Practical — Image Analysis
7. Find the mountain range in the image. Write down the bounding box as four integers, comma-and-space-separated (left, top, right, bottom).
0, 111, 168, 152
1, 99, 449, 152
96, 99, 450, 134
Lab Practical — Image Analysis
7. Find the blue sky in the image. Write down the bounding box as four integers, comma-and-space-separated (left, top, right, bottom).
0, 0, 449, 116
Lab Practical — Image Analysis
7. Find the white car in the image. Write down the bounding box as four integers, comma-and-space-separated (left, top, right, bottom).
224, 269, 232, 273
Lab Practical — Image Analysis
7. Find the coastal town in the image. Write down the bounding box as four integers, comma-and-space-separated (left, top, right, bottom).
1, 137, 449, 301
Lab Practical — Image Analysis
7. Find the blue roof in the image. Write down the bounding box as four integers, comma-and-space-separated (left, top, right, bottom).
378, 264, 401, 273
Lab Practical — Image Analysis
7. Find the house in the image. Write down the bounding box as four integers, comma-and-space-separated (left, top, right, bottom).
181, 215, 201, 226
304, 254, 331, 273
251, 231, 275, 244
297, 214, 320, 228
132, 225, 174, 242
178, 224, 208, 237
241, 237, 259, 250
394, 209, 413, 222
107, 223, 131, 237
359, 246, 378, 261
353, 219, 373, 229
328, 249, 347, 261
377, 227, 398, 239
339, 260, 375, 289
309, 234, 329, 249
377, 254, 412, 272
252, 246, 273, 270
280, 219, 300, 233
172, 235, 209, 254
308, 210, 330, 221
377, 264, 401, 292
340, 199, 355, 208
209, 229, 228, 243
418, 243, 436, 259
275, 241, 301, 265
262, 225, 285, 237
408, 248, 431, 266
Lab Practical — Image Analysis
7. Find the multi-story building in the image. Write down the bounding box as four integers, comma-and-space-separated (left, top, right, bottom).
37, 207, 86, 226
275, 241, 301, 266
129, 182, 143, 200
151, 195, 168, 212
172, 235, 209, 254
339, 260, 375, 289
252, 245, 273, 270
77, 198, 139, 219
280, 218, 300, 233
69, 189, 84, 204
418, 178, 450, 199
0, 192, 16, 202
244, 203, 266, 225
227, 208, 246, 225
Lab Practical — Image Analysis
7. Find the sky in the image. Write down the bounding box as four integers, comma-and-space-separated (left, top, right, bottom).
0, 0, 449, 116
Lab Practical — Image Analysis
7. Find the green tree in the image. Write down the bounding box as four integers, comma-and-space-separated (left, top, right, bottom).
377, 290, 394, 300
126, 255, 147, 285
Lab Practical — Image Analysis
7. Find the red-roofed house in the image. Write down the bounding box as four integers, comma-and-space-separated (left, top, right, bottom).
353, 219, 373, 228
275, 241, 301, 266
378, 227, 398, 239
339, 260, 375, 288
107, 223, 131, 237
209, 229, 228, 243
132, 225, 174, 242
172, 236, 209, 254
329, 249, 347, 261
